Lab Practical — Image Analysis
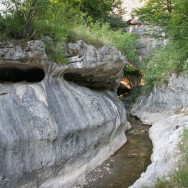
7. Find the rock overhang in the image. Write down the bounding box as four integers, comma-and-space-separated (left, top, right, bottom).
0, 63, 45, 83
0, 39, 129, 188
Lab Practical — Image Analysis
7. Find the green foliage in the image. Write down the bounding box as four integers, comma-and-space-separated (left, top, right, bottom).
77, 0, 122, 21
182, 59, 188, 71
153, 179, 170, 188
104, 14, 127, 28
0, 0, 82, 40
169, 0, 188, 57
124, 64, 137, 73
0, 9, 25, 39
70, 21, 138, 62
133, 0, 173, 25
138, 0, 188, 90
0, 0, 137, 64
141, 44, 186, 91
1, 0, 52, 39
111, 30, 137, 62
124, 64, 138, 74
45, 40, 68, 64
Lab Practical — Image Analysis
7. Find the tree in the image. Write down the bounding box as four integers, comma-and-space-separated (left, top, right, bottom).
169, 0, 188, 57
134, 0, 174, 25
76, 0, 122, 22
0, 0, 82, 39
1, 0, 52, 38
138, 0, 188, 89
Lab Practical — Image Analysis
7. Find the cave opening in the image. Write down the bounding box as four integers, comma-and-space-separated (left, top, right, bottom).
64, 73, 103, 90
0, 65, 45, 83
117, 72, 143, 97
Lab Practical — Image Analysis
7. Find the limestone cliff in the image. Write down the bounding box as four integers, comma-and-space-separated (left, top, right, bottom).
0, 40, 129, 188
121, 0, 167, 60
130, 72, 188, 188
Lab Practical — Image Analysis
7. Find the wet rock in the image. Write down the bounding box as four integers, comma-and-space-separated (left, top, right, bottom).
140, 130, 146, 133
128, 129, 140, 135
0, 48, 8, 57
132, 73, 188, 113
79, 116, 152, 188
126, 153, 139, 158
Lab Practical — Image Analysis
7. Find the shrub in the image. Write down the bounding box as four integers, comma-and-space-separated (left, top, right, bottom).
169, 0, 188, 58
77, 0, 123, 23
0, 0, 138, 64
70, 21, 138, 62
141, 44, 186, 92
133, 0, 173, 26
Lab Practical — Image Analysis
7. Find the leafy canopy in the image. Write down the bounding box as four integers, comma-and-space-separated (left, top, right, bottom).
0, 0, 138, 63
169, 0, 188, 56
77, 0, 122, 20
134, 0, 173, 25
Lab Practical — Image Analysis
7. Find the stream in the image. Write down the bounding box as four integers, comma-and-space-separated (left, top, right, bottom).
79, 116, 152, 188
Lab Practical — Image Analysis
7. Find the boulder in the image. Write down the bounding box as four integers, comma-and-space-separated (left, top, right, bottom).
64, 40, 126, 91
0, 40, 129, 188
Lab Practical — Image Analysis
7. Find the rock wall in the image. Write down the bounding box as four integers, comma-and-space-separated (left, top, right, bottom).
0, 40, 129, 188
121, 0, 168, 60
128, 23, 168, 60
132, 72, 188, 113
130, 72, 188, 188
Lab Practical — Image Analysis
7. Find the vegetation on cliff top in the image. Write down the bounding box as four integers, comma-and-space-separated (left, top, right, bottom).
134, 0, 188, 91
0, 0, 187, 83
0, 0, 137, 63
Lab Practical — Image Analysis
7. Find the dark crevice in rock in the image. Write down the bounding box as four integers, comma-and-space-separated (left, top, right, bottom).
64, 73, 108, 90
118, 71, 142, 96
0, 93, 8, 96
117, 83, 131, 96
0, 65, 45, 83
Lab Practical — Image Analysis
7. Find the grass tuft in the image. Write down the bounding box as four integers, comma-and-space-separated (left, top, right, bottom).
151, 129, 188, 188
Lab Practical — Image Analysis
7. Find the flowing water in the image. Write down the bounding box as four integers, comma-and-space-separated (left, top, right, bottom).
80, 116, 152, 188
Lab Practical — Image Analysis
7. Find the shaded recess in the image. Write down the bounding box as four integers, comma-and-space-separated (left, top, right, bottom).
64, 73, 108, 90
117, 82, 130, 96
0, 64, 45, 83
118, 70, 142, 96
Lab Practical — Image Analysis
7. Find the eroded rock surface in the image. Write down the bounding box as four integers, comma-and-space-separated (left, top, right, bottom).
65, 40, 126, 90
128, 24, 168, 60
130, 72, 188, 188
0, 40, 129, 188
121, 0, 168, 60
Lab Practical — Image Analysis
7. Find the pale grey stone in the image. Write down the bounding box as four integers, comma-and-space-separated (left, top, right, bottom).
65, 41, 127, 91
130, 72, 188, 188
4, 46, 26, 61
26, 40, 47, 60
128, 24, 168, 59
0, 40, 129, 188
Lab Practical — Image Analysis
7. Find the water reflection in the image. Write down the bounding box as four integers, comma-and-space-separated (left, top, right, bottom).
81, 116, 152, 188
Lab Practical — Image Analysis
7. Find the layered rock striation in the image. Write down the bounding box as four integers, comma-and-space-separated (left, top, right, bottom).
0, 40, 129, 188
130, 72, 188, 188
